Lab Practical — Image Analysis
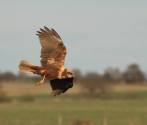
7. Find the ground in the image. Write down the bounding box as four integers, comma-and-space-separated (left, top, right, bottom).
0, 82, 147, 125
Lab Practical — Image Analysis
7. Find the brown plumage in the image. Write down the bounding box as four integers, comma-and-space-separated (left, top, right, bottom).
19, 26, 74, 96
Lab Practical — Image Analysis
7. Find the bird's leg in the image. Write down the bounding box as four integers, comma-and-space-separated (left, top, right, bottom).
35, 75, 46, 86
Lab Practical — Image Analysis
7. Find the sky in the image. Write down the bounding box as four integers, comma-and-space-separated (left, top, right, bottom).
0, 0, 147, 75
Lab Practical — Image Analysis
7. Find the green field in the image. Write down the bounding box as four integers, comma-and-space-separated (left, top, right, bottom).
0, 92, 147, 125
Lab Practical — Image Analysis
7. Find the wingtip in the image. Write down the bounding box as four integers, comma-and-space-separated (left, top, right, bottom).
36, 31, 42, 35
44, 26, 47, 29
40, 28, 43, 31
44, 26, 51, 31
51, 28, 56, 32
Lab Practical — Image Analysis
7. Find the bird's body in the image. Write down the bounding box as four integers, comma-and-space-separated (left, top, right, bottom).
19, 26, 74, 96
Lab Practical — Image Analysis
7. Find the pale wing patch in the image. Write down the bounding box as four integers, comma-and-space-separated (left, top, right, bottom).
47, 58, 54, 64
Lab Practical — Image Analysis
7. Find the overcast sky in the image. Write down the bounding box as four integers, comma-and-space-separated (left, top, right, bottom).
0, 0, 147, 74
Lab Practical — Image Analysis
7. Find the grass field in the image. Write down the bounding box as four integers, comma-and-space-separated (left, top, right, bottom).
0, 82, 147, 125
0, 95, 147, 125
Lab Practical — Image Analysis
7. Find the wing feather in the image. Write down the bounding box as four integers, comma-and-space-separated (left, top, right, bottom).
51, 28, 62, 39
36, 26, 67, 67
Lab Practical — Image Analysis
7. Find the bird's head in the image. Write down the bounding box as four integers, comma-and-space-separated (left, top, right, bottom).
66, 69, 75, 78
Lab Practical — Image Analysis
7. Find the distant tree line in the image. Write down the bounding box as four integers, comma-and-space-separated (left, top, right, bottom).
73, 64, 146, 94
0, 71, 40, 83
74, 64, 145, 83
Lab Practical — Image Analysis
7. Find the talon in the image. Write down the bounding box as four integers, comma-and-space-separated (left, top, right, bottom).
35, 75, 46, 86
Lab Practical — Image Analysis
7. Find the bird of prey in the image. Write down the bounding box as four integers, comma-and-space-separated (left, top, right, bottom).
19, 26, 74, 96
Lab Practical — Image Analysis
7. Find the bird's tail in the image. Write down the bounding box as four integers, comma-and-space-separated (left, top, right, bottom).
19, 60, 39, 74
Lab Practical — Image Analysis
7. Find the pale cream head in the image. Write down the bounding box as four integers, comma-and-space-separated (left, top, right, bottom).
66, 69, 75, 78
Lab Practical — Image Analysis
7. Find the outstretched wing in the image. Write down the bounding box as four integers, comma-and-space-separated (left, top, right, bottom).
36, 26, 67, 67
50, 78, 74, 96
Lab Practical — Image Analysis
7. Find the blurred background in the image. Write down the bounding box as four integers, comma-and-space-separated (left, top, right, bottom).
0, 0, 147, 125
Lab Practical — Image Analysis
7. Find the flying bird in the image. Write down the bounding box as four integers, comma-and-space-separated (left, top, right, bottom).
19, 26, 74, 96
